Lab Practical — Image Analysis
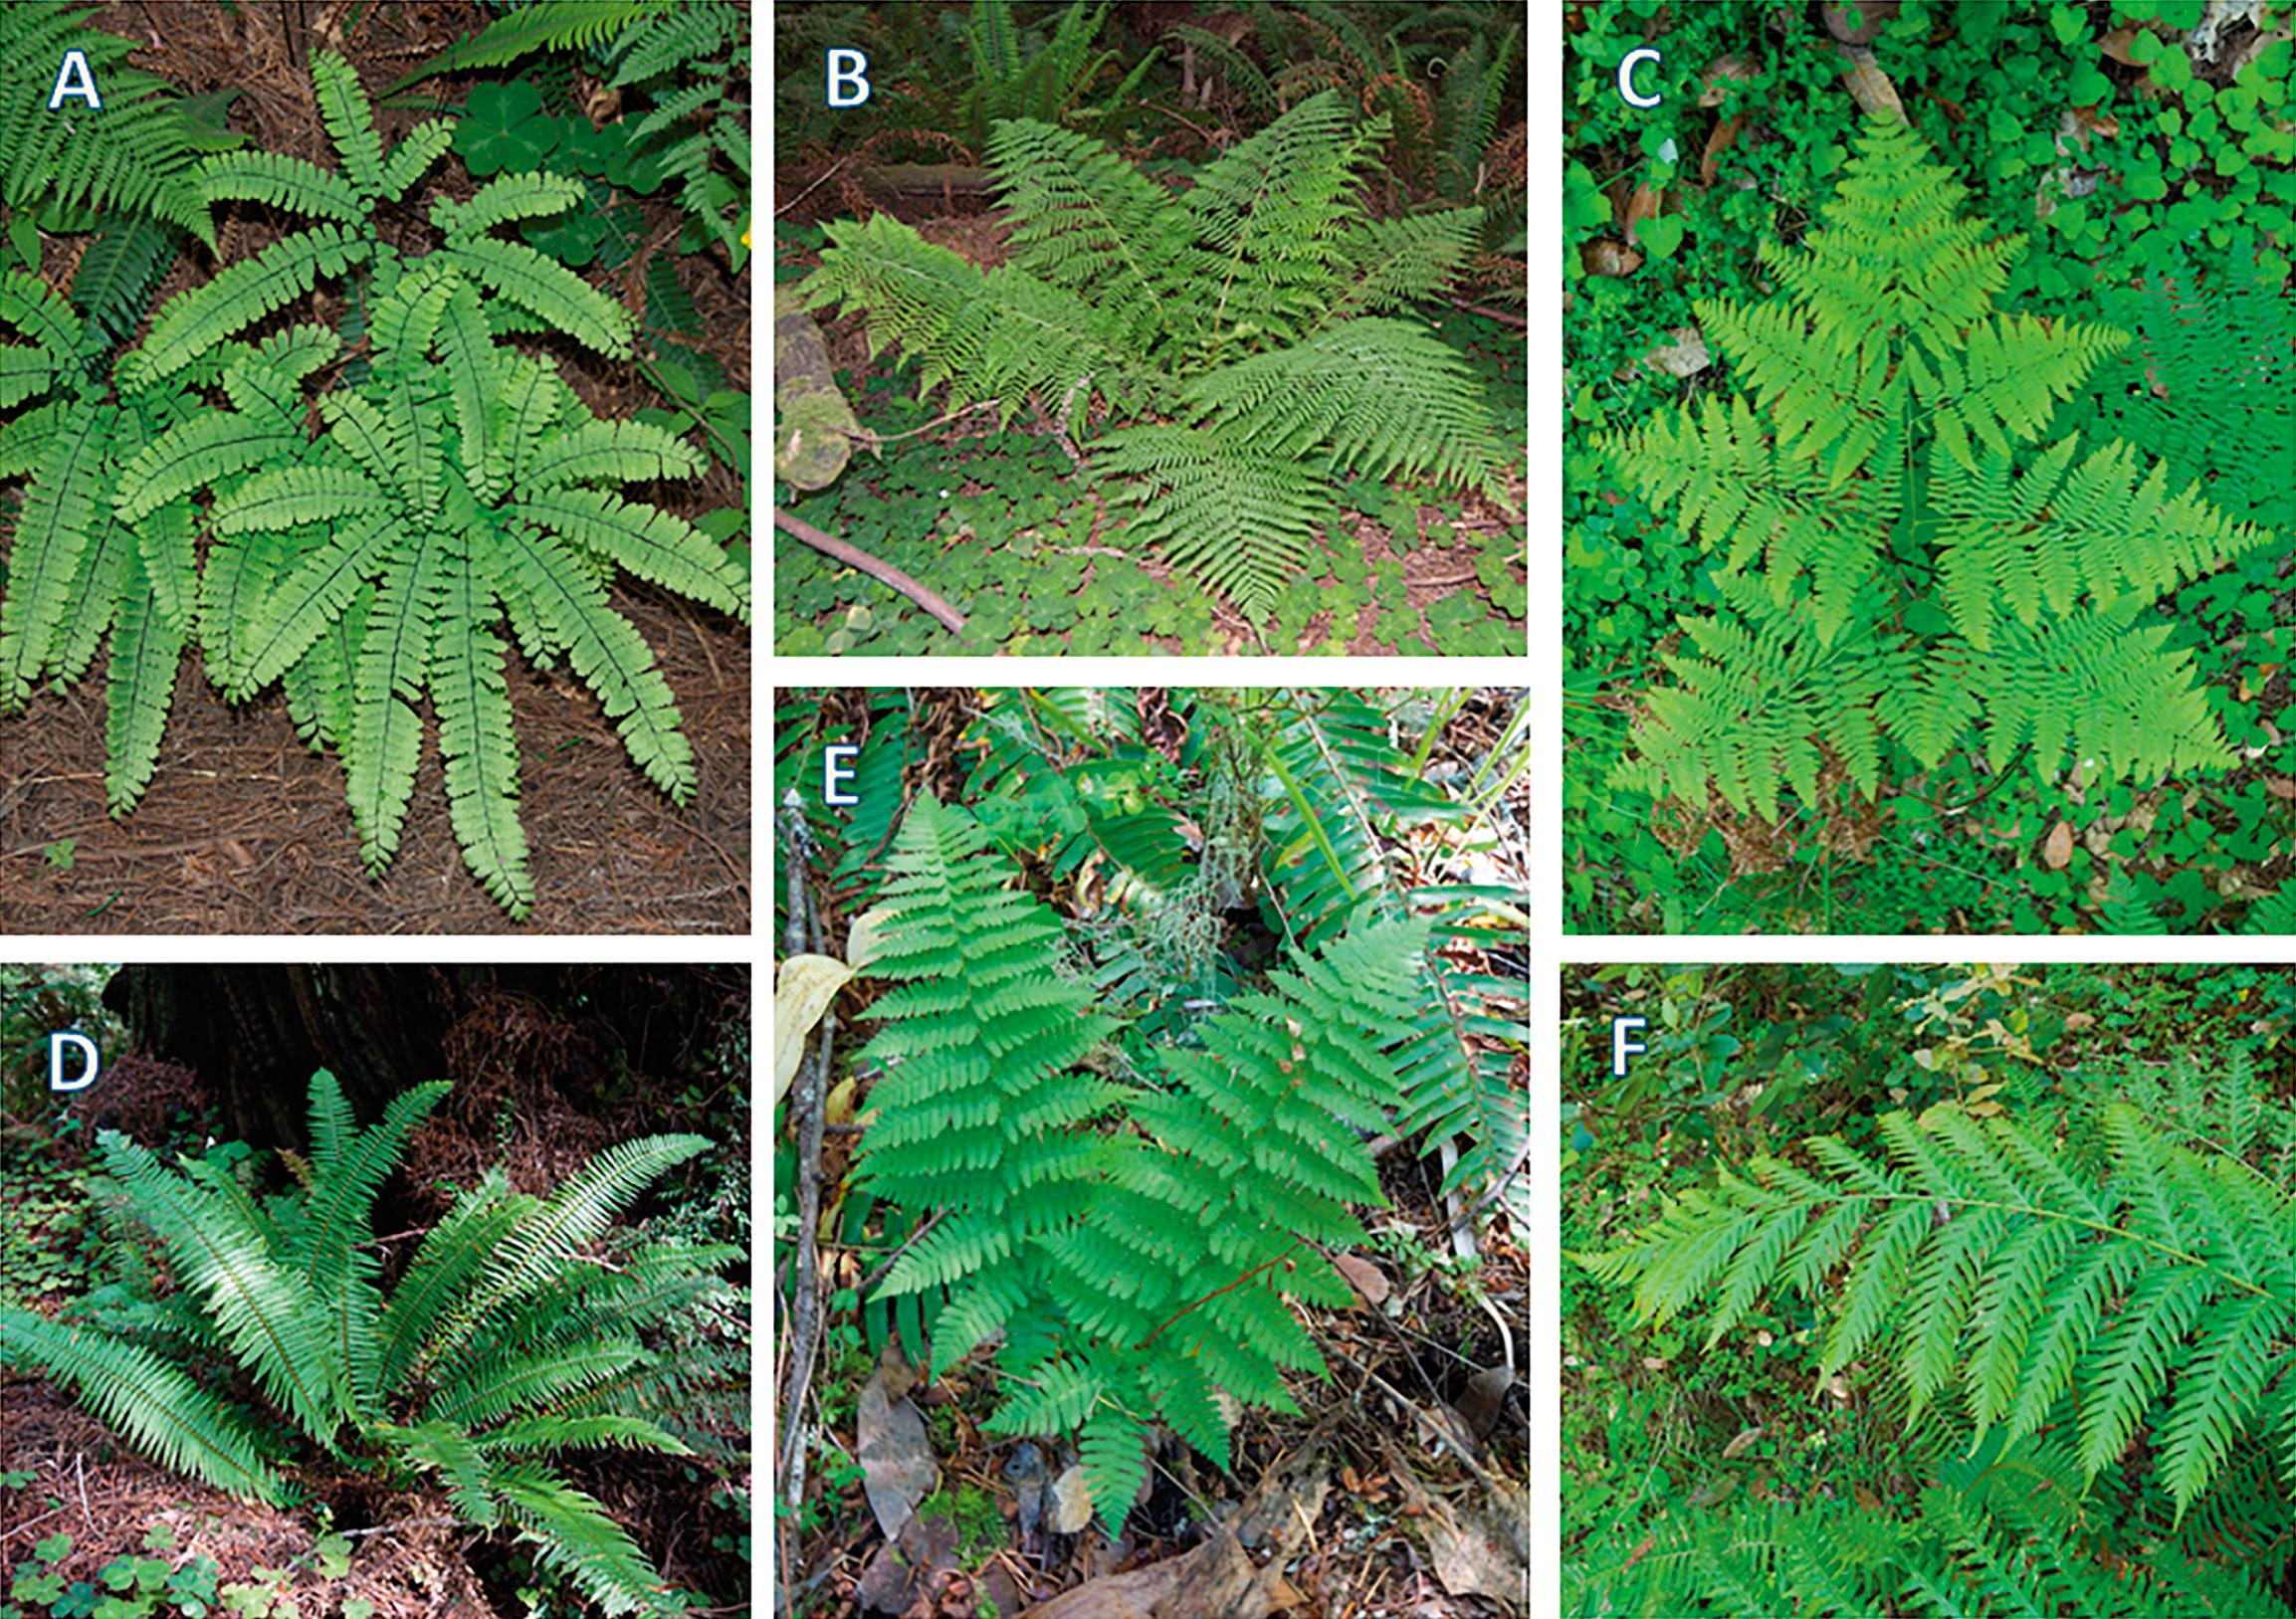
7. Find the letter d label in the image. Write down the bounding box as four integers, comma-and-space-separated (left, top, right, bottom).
50, 1031, 100, 1092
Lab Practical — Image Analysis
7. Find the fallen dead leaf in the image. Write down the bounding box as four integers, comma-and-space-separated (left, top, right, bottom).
857, 1340, 938, 1540
1581, 239, 1643, 278
1837, 44, 1904, 118
1331, 1252, 1390, 1308
1621, 183, 1663, 248
2041, 820, 2075, 871
1392, 1463, 1530, 1607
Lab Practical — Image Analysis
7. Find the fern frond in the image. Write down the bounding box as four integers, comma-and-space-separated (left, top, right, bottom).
382, 0, 676, 93
1581, 1103, 2296, 1521
95, 1131, 349, 1449
1181, 315, 1504, 493
311, 50, 385, 197
434, 543, 534, 917
1092, 425, 1332, 618
201, 149, 364, 223
128, 225, 363, 380
0, 1306, 284, 1502
0, 2, 220, 243
494, 523, 697, 801
492, 1461, 676, 1617
444, 234, 633, 358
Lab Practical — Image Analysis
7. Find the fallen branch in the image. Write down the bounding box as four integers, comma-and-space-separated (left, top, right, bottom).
774, 509, 970, 637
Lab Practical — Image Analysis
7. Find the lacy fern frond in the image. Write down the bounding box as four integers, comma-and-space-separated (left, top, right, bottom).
1580, 1103, 2296, 1522
800, 90, 1505, 618
1602, 115, 2283, 818
851, 785, 1437, 1529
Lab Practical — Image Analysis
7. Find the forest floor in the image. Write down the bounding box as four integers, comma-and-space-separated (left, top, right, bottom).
0, 0, 750, 933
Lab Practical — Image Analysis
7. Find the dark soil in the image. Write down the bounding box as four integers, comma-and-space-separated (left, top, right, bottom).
0, 0, 751, 933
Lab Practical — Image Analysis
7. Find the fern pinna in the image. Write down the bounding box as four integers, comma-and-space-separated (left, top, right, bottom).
801, 91, 1509, 619
852, 792, 1429, 1532
0, 1070, 737, 1618
1575, 1102, 2296, 1617
1601, 116, 2281, 823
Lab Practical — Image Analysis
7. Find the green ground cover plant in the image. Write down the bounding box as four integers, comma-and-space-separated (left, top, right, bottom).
1564, 961, 2296, 1616
1563, 1, 2294, 934
773, 2, 1527, 656
0, 36, 748, 923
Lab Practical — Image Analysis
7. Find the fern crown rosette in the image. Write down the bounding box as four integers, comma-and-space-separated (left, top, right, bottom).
0, 1070, 739, 1618
1601, 115, 2281, 822
0, 49, 749, 918
800, 91, 1511, 616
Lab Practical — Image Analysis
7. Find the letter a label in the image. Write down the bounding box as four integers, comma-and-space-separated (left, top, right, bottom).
50, 49, 104, 110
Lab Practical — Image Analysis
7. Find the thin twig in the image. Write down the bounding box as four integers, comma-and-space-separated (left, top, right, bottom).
775, 799, 832, 1525
774, 510, 971, 637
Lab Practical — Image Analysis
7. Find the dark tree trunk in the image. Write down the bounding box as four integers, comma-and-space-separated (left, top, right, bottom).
104, 965, 483, 1148
103, 963, 743, 1151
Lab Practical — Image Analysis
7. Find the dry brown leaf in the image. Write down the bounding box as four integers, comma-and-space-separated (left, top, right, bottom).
1822, 0, 1901, 46
1622, 183, 1664, 248
1721, 1426, 1764, 1460
1634, 325, 1711, 378
857, 1340, 938, 1540
1331, 1251, 1390, 1308
1700, 113, 1746, 186
1837, 45, 1904, 118
1581, 239, 1643, 278
2100, 26, 2145, 64
2041, 820, 2075, 871
2265, 777, 2296, 801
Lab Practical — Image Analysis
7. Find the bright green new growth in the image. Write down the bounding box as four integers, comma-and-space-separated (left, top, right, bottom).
0, 1070, 735, 1619
852, 793, 1428, 1532
801, 91, 1506, 617
1602, 116, 2280, 821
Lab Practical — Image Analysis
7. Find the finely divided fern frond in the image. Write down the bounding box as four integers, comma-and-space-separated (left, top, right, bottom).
802, 90, 1508, 619
1580, 1103, 2296, 1523
852, 788, 1435, 1530
1603, 115, 2283, 817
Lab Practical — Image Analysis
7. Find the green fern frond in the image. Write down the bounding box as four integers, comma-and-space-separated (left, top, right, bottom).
0, 1307, 285, 1502
95, 1131, 350, 1449
0, 2, 223, 244
200, 149, 364, 223
128, 226, 364, 381
1581, 1103, 2296, 1522
492, 1461, 676, 1618
1604, 115, 2284, 820
1092, 425, 1332, 618
382, 0, 676, 93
